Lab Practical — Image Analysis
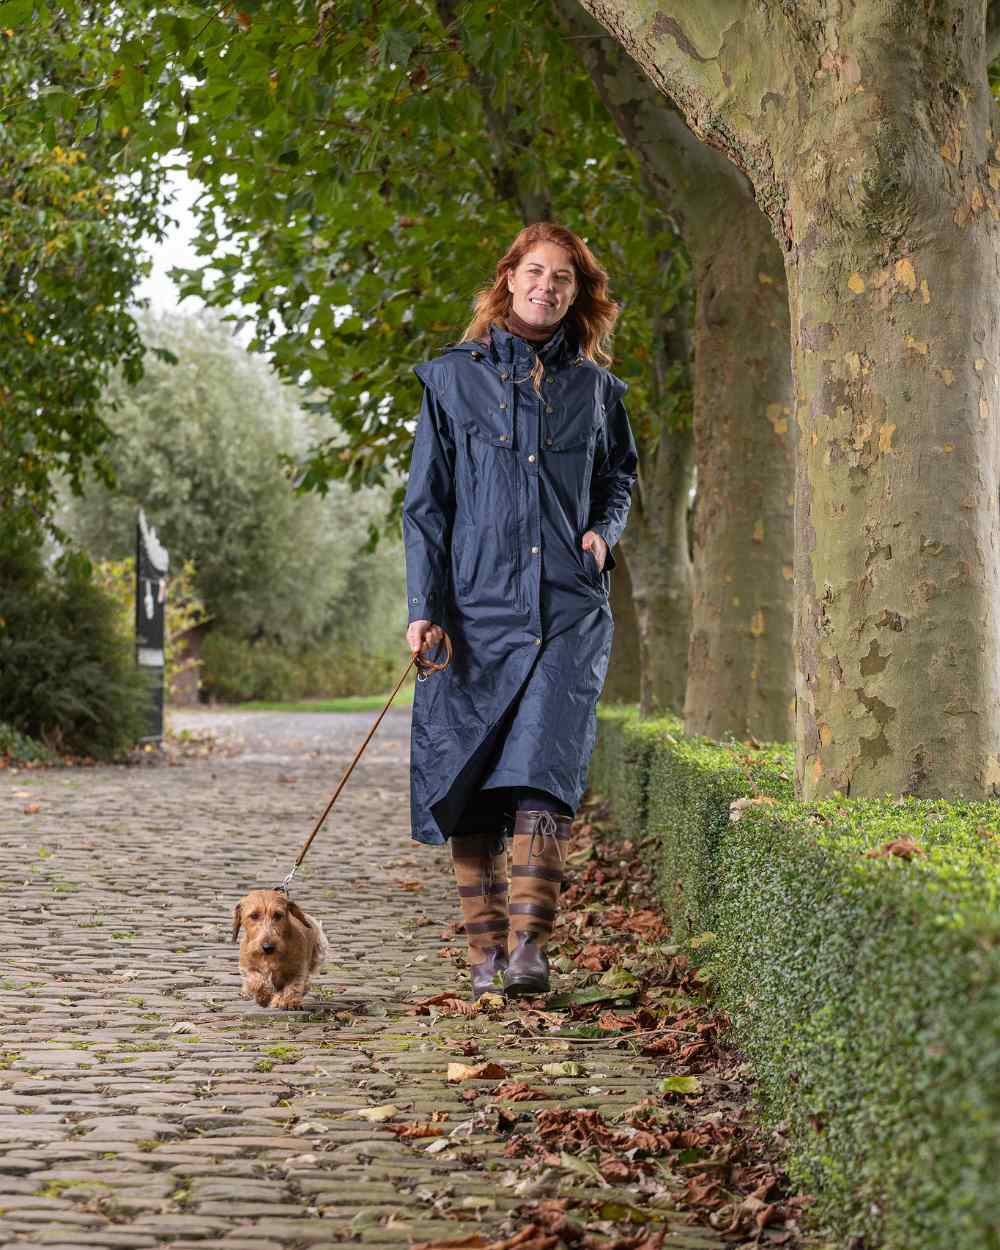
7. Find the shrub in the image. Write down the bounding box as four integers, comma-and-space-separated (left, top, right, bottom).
0, 538, 147, 757
198, 632, 405, 703
592, 707, 1000, 1250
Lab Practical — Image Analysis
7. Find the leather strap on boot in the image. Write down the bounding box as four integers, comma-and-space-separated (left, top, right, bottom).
450, 833, 509, 998
509, 810, 570, 944
505, 810, 571, 995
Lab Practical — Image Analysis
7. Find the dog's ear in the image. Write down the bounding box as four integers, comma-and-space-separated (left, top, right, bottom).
231, 903, 243, 943
287, 900, 313, 930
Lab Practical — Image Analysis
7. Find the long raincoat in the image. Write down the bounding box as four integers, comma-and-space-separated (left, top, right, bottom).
403, 320, 638, 846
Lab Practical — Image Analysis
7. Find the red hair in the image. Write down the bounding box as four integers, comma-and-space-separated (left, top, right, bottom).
460, 223, 620, 367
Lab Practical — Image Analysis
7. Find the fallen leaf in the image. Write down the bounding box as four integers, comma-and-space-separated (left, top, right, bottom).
541, 1061, 585, 1078
447, 1061, 509, 1083
170, 1021, 196, 1034
389, 1121, 446, 1139
659, 1075, 703, 1096
22, 804, 40, 814
865, 837, 925, 860
353, 1103, 399, 1122
493, 1081, 550, 1102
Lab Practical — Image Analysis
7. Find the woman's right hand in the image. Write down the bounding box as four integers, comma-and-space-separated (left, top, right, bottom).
407, 619, 444, 656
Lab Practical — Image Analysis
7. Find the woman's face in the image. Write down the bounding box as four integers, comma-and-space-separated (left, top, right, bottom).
505, 243, 578, 329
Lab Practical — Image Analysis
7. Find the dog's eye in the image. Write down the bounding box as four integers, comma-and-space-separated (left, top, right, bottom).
249, 912, 260, 921
274, 912, 285, 920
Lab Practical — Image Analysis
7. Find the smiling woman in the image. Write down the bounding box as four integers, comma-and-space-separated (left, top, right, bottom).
402, 222, 638, 1002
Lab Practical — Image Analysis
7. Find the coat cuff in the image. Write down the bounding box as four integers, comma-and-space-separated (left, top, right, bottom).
407, 590, 443, 624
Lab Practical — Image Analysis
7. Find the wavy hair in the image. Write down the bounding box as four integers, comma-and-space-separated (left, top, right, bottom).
460, 224, 620, 378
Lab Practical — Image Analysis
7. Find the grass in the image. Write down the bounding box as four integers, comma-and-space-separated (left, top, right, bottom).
234, 686, 416, 713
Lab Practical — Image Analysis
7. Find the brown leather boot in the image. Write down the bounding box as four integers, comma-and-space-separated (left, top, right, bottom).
450, 833, 509, 1000
505, 810, 571, 996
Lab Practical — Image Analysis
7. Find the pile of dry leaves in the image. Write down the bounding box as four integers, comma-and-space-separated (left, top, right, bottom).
409, 794, 812, 1250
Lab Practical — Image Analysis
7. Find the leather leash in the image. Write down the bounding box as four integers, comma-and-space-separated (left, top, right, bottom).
275, 631, 453, 894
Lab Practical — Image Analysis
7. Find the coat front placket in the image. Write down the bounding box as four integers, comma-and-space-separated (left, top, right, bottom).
506, 338, 544, 648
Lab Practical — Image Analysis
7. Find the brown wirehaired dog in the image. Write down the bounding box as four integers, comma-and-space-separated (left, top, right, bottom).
232, 889, 330, 1009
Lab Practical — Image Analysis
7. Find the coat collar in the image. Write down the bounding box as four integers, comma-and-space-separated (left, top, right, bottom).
488, 320, 576, 368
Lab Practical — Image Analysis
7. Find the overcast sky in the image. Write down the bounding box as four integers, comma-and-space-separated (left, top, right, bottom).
134, 167, 203, 312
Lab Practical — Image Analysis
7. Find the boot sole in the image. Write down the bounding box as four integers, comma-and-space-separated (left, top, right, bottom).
503, 974, 549, 997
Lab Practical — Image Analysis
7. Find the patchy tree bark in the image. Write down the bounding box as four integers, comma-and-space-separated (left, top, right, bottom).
579, 0, 1000, 799
618, 254, 695, 716
559, 0, 794, 739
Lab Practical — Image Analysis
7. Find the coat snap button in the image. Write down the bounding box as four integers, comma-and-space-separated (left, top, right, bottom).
545, 436, 553, 446
531, 545, 539, 554
499, 433, 508, 442
500, 401, 507, 409
527, 453, 536, 463
533, 637, 542, 646
500, 371, 509, 381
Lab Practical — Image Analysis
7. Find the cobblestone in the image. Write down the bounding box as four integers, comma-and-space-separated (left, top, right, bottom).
0, 708, 728, 1248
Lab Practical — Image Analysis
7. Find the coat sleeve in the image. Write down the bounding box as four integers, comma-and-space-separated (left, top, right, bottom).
587, 396, 638, 572
403, 380, 456, 625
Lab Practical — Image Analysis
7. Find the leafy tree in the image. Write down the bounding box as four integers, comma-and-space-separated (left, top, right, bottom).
0, 14, 166, 534
62, 310, 406, 652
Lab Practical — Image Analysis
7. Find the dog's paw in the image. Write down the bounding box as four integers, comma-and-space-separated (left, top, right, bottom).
272, 992, 304, 1010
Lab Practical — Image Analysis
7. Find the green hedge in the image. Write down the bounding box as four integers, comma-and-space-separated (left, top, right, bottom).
591, 708, 1000, 1250
199, 632, 404, 703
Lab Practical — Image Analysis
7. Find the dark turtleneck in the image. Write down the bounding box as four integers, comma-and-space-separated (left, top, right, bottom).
503, 307, 564, 346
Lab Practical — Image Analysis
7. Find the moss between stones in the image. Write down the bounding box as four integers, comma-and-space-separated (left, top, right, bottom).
591, 706, 1000, 1250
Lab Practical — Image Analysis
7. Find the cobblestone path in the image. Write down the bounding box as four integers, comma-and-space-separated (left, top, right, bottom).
0, 708, 726, 1250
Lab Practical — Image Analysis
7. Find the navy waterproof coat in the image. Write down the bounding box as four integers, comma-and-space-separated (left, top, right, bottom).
403, 320, 638, 845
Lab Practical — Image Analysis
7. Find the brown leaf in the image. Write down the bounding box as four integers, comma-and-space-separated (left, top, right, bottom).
865, 837, 925, 860
22, 804, 41, 814
388, 1121, 446, 1139
447, 1061, 509, 1083
492, 1081, 549, 1102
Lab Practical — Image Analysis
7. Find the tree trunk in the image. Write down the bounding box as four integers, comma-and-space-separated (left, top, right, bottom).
559, 0, 794, 739
622, 419, 694, 715
788, 154, 1000, 799
578, 0, 1000, 798
685, 206, 793, 741
604, 545, 641, 703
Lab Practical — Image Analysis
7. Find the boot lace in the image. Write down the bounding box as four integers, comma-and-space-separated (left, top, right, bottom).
529, 811, 567, 866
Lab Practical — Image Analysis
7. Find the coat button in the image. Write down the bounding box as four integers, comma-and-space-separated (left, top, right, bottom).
533, 637, 542, 646
499, 433, 508, 442
527, 453, 536, 463
500, 371, 509, 381
545, 404, 553, 413
531, 546, 539, 554
499, 401, 508, 409
545, 437, 553, 446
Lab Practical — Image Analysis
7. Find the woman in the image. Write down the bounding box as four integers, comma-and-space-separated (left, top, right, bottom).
403, 223, 637, 1000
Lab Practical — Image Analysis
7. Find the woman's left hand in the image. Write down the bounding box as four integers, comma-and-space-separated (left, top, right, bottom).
582, 530, 608, 573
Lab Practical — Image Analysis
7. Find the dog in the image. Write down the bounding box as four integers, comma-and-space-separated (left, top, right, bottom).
232, 889, 330, 1009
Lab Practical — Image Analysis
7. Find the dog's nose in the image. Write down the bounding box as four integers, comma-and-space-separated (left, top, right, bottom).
261, 943, 276, 954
